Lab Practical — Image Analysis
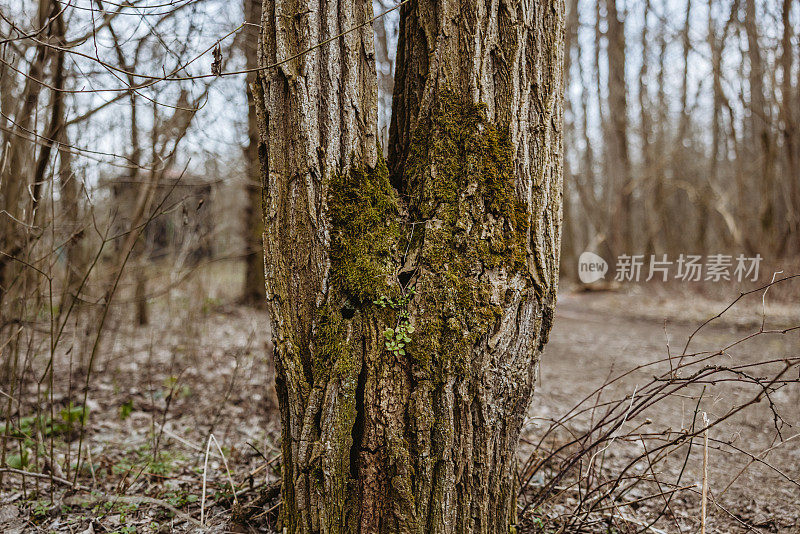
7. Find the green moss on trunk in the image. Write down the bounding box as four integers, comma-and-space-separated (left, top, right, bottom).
328, 155, 400, 305
403, 90, 531, 379
299, 90, 540, 533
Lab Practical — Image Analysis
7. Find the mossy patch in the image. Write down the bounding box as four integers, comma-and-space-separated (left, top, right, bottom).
403, 89, 531, 379
328, 155, 400, 305
325, 91, 529, 379
312, 303, 346, 382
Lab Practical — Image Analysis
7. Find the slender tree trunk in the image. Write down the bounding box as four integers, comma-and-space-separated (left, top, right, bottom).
0, 0, 55, 309
780, 0, 798, 254
59, 125, 84, 312
654, 22, 670, 254
561, 0, 579, 279
666, 0, 694, 253
32, 10, 66, 226
638, 0, 657, 253
576, 5, 602, 242
38, 3, 85, 312
744, 0, 775, 252
605, 0, 631, 257
256, 0, 564, 532
797, 6, 800, 244
676, 0, 693, 144
594, 0, 613, 257
241, 0, 266, 306
704, 0, 721, 253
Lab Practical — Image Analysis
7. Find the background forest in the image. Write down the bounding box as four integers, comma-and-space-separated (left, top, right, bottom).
0, 0, 799, 532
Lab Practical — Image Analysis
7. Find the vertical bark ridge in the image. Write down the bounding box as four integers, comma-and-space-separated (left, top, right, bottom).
386, 1, 564, 532
256, 1, 381, 532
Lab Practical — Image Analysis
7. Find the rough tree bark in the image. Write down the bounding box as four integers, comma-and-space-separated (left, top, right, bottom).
255, 0, 563, 531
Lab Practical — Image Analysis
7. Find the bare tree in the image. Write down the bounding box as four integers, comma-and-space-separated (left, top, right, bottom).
780, 0, 798, 254
0, 0, 58, 311
606, 0, 631, 257
241, 0, 266, 306
561, 0, 581, 279
744, 0, 776, 252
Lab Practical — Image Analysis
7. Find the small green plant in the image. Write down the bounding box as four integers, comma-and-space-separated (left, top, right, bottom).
164, 490, 199, 508
375, 287, 416, 356
0, 404, 88, 441
111, 445, 183, 477
373, 286, 415, 310
119, 399, 134, 421
382, 324, 415, 356
31, 500, 49, 520
212, 489, 235, 505
60, 402, 88, 426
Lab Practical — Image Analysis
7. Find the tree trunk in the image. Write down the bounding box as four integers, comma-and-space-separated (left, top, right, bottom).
594, 0, 613, 257
575, 5, 603, 245
0, 0, 56, 310
653, 21, 670, 254
561, 0, 579, 280
59, 123, 85, 313
673, 0, 696, 250
705, 0, 721, 253
780, 0, 798, 255
605, 0, 631, 257
47, 2, 86, 312
638, 0, 656, 253
241, 0, 267, 306
744, 0, 775, 252
256, 0, 564, 531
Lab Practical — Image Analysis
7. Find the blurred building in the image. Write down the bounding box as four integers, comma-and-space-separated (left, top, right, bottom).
99, 170, 217, 264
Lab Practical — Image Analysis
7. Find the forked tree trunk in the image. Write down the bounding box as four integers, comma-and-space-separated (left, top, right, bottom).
255, 0, 564, 532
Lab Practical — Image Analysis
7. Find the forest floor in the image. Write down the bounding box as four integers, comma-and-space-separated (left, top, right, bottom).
521, 286, 799, 533
1, 263, 798, 533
